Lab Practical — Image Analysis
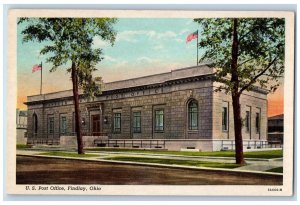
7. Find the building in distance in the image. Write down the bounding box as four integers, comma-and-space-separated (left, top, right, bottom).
268, 114, 284, 144
16, 109, 27, 144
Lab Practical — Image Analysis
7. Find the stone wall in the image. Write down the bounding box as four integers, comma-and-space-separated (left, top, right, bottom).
212, 84, 268, 142
60, 135, 108, 148
27, 103, 91, 144
101, 79, 214, 140
27, 79, 215, 143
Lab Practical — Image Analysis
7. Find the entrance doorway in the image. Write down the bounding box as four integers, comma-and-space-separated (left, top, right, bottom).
91, 114, 101, 136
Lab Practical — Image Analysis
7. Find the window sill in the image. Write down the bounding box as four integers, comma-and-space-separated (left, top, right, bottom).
154, 131, 164, 133
188, 130, 198, 133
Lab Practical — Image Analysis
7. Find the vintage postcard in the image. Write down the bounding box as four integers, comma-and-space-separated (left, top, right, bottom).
6, 9, 294, 196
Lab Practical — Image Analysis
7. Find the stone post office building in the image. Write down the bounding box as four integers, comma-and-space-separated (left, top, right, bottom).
25, 65, 268, 151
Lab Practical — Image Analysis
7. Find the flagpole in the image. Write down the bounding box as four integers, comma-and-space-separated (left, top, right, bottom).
196, 30, 199, 66
40, 61, 43, 95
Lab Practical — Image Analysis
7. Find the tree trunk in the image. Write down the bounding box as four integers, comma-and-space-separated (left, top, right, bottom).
230, 18, 245, 165
232, 94, 245, 164
71, 61, 84, 154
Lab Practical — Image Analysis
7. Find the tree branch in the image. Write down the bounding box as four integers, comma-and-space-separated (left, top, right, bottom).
239, 26, 257, 42
238, 57, 277, 94
262, 74, 283, 78
239, 25, 273, 42
237, 57, 255, 67
214, 86, 230, 93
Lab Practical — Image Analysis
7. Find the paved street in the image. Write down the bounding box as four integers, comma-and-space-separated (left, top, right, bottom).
16, 156, 282, 185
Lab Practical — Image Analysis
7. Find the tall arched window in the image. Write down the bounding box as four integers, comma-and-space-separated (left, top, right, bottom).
33, 113, 38, 134
188, 100, 198, 130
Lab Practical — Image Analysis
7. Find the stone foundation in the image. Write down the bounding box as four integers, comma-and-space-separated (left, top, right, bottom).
60, 135, 109, 148
59, 136, 274, 152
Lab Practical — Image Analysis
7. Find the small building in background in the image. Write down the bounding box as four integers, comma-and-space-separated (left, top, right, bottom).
16, 109, 27, 144
268, 114, 284, 144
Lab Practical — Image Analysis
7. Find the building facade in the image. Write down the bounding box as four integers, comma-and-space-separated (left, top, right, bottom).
268, 114, 284, 144
16, 109, 27, 144
25, 65, 268, 151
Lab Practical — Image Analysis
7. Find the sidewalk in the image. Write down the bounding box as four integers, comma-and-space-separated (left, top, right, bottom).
89, 150, 283, 171
16, 149, 283, 174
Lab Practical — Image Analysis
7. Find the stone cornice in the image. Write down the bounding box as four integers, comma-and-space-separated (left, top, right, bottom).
24, 74, 214, 106
105, 74, 214, 95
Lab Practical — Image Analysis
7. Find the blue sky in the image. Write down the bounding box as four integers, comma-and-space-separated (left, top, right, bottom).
17, 18, 283, 116
90, 18, 202, 79
17, 18, 202, 108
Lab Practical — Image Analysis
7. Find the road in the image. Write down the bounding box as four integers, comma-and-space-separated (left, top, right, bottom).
16, 156, 282, 185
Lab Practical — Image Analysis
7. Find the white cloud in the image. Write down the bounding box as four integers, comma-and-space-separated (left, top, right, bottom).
175, 38, 185, 43
152, 44, 164, 51
145, 30, 156, 38
136, 56, 160, 64
116, 30, 140, 42
119, 60, 128, 66
116, 30, 178, 43
115, 60, 129, 68
179, 29, 189, 35
103, 55, 117, 62
155, 31, 177, 39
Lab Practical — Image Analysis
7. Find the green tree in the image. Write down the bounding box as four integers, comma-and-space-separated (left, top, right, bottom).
18, 18, 117, 154
194, 18, 284, 164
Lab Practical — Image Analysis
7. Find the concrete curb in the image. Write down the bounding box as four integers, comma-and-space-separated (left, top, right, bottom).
20, 148, 283, 162
17, 154, 283, 176
90, 151, 279, 162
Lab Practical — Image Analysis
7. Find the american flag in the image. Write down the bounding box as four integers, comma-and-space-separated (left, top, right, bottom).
32, 64, 42, 73
186, 31, 198, 43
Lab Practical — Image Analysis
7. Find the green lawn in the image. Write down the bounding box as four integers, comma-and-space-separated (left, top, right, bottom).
39, 151, 99, 158
242, 150, 283, 159
87, 148, 283, 159
105, 156, 241, 169
266, 167, 283, 173
17, 144, 33, 149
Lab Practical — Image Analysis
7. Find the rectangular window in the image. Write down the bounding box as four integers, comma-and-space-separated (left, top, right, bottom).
189, 112, 198, 130
188, 100, 198, 130
133, 111, 141, 133
245, 111, 250, 132
255, 112, 260, 134
113, 113, 121, 133
60, 116, 67, 134
222, 107, 228, 131
48, 116, 54, 134
155, 110, 164, 131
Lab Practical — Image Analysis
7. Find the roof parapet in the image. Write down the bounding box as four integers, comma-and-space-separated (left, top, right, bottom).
27, 64, 213, 103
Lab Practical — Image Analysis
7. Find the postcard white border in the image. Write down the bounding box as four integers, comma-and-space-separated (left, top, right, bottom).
6, 9, 295, 196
